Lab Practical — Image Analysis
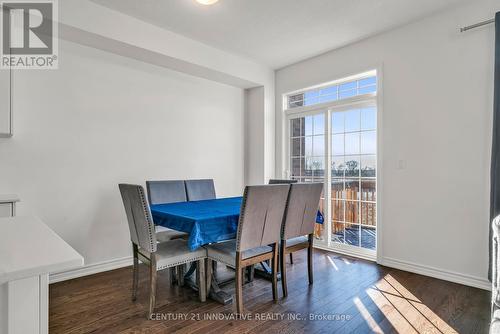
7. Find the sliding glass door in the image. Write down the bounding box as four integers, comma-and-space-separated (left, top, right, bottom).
286, 77, 378, 258
330, 104, 377, 254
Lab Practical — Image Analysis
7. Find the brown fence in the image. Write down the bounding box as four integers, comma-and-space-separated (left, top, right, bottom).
331, 181, 376, 233
314, 181, 376, 238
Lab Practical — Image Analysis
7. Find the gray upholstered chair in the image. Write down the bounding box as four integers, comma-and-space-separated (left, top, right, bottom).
146, 180, 188, 243
204, 184, 290, 313
147, 180, 187, 204
185, 179, 216, 201
268, 178, 298, 263
184, 179, 217, 273
280, 183, 323, 297
119, 184, 207, 318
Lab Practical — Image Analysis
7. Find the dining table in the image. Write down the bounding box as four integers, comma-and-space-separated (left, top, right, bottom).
150, 196, 324, 304
151, 197, 242, 252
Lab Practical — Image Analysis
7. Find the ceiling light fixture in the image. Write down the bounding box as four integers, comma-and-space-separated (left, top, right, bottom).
196, 0, 219, 5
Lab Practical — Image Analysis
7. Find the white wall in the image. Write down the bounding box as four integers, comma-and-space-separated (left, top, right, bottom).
0, 40, 245, 266
275, 0, 498, 288
245, 87, 265, 184
57, 1, 276, 186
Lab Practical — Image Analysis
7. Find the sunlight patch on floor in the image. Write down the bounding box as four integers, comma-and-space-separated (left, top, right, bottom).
326, 255, 339, 271
365, 274, 458, 333
354, 297, 384, 333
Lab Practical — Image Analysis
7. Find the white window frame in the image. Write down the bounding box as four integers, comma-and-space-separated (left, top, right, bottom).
285, 70, 377, 111
282, 68, 383, 262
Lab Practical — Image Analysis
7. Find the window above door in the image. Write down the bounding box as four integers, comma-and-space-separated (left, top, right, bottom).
285, 70, 377, 111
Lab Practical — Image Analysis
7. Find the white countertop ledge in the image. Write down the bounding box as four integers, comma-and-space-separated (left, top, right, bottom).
0, 216, 84, 284
0, 194, 20, 204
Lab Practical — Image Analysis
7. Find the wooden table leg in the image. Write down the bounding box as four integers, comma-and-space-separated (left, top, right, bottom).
181, 259, 233, 305
208, 272, 233, 305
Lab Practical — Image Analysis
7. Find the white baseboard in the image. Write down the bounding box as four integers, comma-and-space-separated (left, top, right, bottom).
379, 256, 491, 291
313, 243, 376, 262
49, 256, 133, 284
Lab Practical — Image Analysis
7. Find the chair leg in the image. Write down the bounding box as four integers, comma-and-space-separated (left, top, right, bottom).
205, 258, 213, 296
308, 233, 314, 285
148, 255, 157, 319
132, 244, 139, 302
212, 260, 218, 275
289, 253, 294, 264
169, 267, 177, 286
178, 264, 185, 287
196, 260, 206, 302
235, 252, 244, 314
247, 265, 255, 282
271, 243, 278, 301
280, 241, 288, 298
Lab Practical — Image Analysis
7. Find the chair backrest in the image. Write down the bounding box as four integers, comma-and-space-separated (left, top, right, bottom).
268, 179, 298, 185
146, 180, 187, 205
282, 183, 323, 240
119, 184, 157, 253
185, 179, 216, 201
236, 184, 290, 252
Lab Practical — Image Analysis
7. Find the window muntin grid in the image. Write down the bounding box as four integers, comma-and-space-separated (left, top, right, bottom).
289, 114, 325, 182
331, 106, 376, 249
287, 76, 376, 109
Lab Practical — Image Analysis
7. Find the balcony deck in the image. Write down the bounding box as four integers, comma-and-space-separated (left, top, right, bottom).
332, 226, 376, 250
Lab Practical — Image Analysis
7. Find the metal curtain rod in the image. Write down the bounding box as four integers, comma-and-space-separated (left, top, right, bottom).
460, 18, 494, 32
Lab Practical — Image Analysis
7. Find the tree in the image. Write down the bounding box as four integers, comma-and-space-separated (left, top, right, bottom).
345, 160, 358, 171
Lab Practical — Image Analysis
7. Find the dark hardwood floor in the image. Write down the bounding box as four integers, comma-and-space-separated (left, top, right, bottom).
49, 249, 490, 333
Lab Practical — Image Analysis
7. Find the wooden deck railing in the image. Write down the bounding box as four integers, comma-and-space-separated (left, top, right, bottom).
315, 182, 376, 237
336, 185, 375, 233
314, 182, 376, 238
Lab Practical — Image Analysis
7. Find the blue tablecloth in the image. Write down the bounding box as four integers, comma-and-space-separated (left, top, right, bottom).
151, 196, 325, 251
151, 197, 242, 251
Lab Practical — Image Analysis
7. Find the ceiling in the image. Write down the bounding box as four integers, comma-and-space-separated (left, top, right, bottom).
91, 0, 470, 69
